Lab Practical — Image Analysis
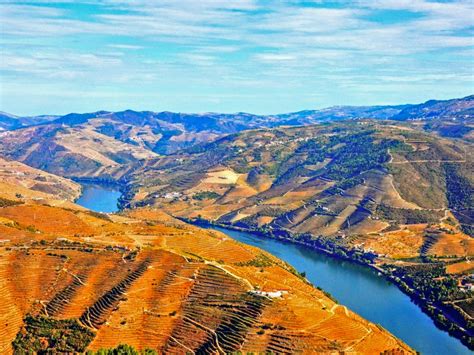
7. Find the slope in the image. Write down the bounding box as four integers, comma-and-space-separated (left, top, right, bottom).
0, 182, 412, 354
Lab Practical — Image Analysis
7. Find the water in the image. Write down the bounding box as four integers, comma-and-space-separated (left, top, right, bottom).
75, 183, 121, 213
74, 184, 470, 354
209, 227, 471, 355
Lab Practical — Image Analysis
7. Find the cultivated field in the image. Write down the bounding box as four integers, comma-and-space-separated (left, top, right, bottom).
0, 197, 413, 353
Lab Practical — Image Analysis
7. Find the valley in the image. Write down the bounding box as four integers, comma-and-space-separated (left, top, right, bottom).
115, 118, 473, 349
75, 182, 472, 354
0, 95, 472, 353
0, 181, 412, 354
2, 0, 473, 352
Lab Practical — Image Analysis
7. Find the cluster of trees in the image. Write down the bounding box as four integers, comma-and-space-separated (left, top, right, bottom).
375, 204, 443, 224
192, 191, 221, 200
236, 253, 274, 268
0, 197, 23, 207
296, 233, 378, 264
13, 315, 95, 353
325, 177, 364, 195
444, 163, 473, 211
282, 130, 401, 184
322, 134, 398, 180
88, 344, 157, 355
392, 265, 471, 303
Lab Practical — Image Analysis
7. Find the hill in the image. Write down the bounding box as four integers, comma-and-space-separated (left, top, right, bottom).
121, 120, 474, 347
0, 155, 81, 202
0, 182, 412, 354
393, 95, 474, 121
123, 121, 473, 238
0, 124, 156, 179
1, 95, 471, 158
0, 112, 59, 131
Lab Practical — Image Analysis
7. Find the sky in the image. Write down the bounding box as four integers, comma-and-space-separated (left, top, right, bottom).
0, 0, 473, 116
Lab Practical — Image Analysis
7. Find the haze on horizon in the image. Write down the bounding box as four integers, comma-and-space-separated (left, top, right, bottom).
1, 0, 473, 116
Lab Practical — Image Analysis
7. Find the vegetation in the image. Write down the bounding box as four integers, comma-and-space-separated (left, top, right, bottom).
0, 197, 23, 207
236, 253, 274, 267
12, 315, 95, 353
444, 163, 473, 211
192, 191, 221, 200
325, 177, 364, 195
322, 134, 398, 180
88, 344, 157, 355
392, 264, 470, 303
375, 204, 443, 224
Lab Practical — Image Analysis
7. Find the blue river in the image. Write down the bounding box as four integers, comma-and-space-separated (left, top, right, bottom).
76, 184, 470, 354
75, 183, 122, 213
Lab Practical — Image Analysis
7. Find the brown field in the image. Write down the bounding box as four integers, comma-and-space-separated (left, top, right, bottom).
0, 157, 81, 201
0, 202, 413, 354
360, 228, 425, 259
446, 260, 474, 274
429, 231, 474, 257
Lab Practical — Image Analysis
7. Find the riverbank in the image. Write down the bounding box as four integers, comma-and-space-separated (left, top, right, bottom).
184, 217, 473, 351
73, 183, 472, 353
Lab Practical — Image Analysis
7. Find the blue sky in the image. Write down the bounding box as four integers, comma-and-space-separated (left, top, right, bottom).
0, 0, 473, 115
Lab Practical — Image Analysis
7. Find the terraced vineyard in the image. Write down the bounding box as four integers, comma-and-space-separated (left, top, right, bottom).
0, 195, 413, 353
122, 120, 474, 348
0, 104, 472, 352
124, 121, 473, 249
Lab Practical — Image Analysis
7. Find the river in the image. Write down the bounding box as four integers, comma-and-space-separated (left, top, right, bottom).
75, 183, 122, 213
75, 183, 470, 355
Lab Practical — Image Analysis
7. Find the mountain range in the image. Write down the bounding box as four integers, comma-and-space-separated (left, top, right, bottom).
0, 95, 472, 180
0, 95, 473, 351
2, 94, 472, 138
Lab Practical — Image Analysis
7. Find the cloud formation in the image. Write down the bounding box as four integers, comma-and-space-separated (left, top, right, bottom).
0, 0, 472, 115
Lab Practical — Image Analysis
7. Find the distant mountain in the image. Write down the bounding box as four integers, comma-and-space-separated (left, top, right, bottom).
0, 111, 59, 130
274, 105, 409, 125
0, 95, 471, 178
0, 112, 21, 130
393, 95, 474, 121
2, 95, 472, 134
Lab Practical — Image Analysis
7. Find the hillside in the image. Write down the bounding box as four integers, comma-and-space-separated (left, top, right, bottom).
0, 156, 81, 202
0, 182, 412, 354
1, 95, 471, 157
0, 124, 156, 179
122, 120, 474, 347
393, 95, 474, 121
123, 121, 473, 239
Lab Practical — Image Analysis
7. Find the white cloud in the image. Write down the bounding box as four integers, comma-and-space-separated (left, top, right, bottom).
255, 54, 297, 62
0, 0, 472, 114
108, 44, 144, 50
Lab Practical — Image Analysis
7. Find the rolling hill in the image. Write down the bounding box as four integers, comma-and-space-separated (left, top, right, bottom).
123, 120, 473, 239
120, 120, 474, 348
0, 124, 156, 179
1, 95, 471, 161
0, 180, 412, 354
